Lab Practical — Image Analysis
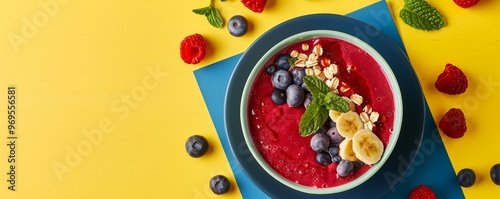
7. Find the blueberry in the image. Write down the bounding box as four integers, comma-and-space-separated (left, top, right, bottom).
265, 64, 278, 75
325, 127, 345, 146
271, 89, 286, 105
291, 67, 306, 85
272, 70, 292, 90
331, 155, 342, 164
209, 175, 231, 195
457, 168, 476, 187
227, 15, 248, 37
301, 83, 309, 93
328, 146, 340, 157
275, 54, 292, 70
352, 161, 364, 172
185, 135, 209, 158
303, 93, 313, 108
314, 126, 328, 134
328, 120, 336, 128
286, 84, 305, 107
316, 152, 332, 166
310, 133, 330, 152
337, 160, 353, 177
491, 164, 500, 185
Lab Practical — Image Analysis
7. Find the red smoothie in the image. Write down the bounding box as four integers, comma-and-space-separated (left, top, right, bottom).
246, 37, 395, 188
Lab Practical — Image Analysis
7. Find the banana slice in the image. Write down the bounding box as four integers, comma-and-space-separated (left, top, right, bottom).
339, 139, 358, 162
336, 111, 363, 139
328, 97, 355, 122
352, 129, 384, 165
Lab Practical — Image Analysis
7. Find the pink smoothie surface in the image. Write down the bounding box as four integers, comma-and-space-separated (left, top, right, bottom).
246, 37, 395, 189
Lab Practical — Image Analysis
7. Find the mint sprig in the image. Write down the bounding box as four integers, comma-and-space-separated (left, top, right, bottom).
288, 57, 298, 68
299, 76, 349, 137
399, 0, 445, 31
193, 0, 226, 28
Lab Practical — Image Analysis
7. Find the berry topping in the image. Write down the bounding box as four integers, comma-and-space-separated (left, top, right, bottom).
439, 108, 467, 138
408, 185, 437, 199
271, 70, 292, 90
241, 0, 267, 13
180, 34, 206, 64
336, 160, 353, 177
454, 0, 480, 8
435, 64, 468, 95
271, 89, 286, 105
227, 15, 248, 37
457, 168, 476, 187
209, 175, 231, 195
185, 135, 209, 158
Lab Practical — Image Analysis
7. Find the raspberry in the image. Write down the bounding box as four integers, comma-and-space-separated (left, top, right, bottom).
454, 0, 480, 8
180, 33, 206, 64
241, 0, 267, 13
439, 108, 467, 138
435, 64, 468, 95
408, 185, 437, 199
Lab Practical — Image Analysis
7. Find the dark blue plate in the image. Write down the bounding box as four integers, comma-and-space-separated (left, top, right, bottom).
224, 14, 425, 199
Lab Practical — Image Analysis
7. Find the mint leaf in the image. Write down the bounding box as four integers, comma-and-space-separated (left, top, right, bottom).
192, 1, 224, 28
207, 7, 223, 28
317, 92, 350, 113
303, 76, 330, 97
288, 57, 298, 68
400, 0, 445, 31
299, 100, 329, 137
192, 6, 211, 16
221, 0, 228, 2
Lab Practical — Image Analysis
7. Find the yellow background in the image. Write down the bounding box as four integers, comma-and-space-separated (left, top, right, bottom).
0, 0, 498, 198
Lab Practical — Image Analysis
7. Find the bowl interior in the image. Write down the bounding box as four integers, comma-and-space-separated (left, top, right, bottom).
240, 30, 403, 194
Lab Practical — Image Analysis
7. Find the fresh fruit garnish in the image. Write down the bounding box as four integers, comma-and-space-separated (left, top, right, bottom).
192, 0, 226, 28
310, 133, 330, 152
315, 152, 332, 166
180, 34, 207, 65
435, 63, 468, 94
399, 0, 445, 31
454, 0, 480, 8
227, 15, 248, 37
271, 89, 286, 105
185, 135, 209, 158
275, 54, 292, 70
336, 111, 364, 139
265, 64, 277, 75
491, 164, 500, 185
326, 126, 345, 146
336, 160, 354, 177
209, 175, 231, 195
352, 129, 384, 165
241, 0, 267, 13
271, 70, 292, 90
352, 161, 365, 172
408, 185, 437, 199
457, 168, 476, 187
338, 139, 358, 162
439, 108, 467, 138
286, 84, 305, 107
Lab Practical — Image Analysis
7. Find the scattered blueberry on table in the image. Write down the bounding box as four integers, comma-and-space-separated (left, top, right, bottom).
185, 135, 209, 158
209, 175, 231, 195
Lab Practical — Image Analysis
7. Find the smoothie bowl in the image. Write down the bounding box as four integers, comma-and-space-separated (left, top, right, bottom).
240, 30, 403, 194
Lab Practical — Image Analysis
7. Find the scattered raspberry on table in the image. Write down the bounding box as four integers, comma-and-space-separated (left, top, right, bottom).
453, 0, 480, 8
180, 33, 207, 64
439, 108, 467, 138
435, 63, 468, 95
408, 185, 437, 199
241, 0, 267, 13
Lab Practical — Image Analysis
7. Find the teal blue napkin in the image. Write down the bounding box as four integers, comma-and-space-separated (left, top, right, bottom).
194, 1, 464, 198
